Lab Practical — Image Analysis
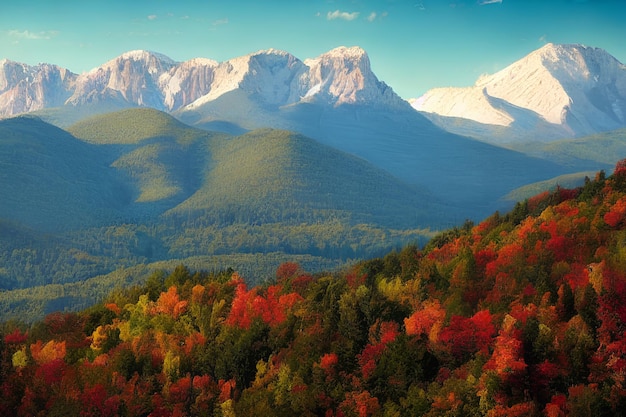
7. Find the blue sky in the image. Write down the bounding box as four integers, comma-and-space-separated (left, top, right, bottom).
1, 0, 625, 98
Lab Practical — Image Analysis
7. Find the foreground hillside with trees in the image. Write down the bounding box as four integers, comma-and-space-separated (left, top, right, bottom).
2, 161, 626, 416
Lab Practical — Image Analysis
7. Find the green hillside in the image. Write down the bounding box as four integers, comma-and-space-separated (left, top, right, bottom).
0, 115, 131, 231
68, 109, 225, 209
169, 129, 439, 228
502, 171, 597, 203
0, 112, 436, 303
68, 107, 205, 145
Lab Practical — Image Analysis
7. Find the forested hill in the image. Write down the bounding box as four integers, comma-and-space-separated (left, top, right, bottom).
3, 161, 626, 416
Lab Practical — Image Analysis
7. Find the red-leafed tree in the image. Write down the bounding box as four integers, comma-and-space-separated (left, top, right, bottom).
276, 262, 300, 281
604, 197, 626, 227
439, 309, 496, 361
225, 282, 255, 329
483, 317, 527, 382
30, 339, 66, 364
340, 390, 380, 417
319, 353, 339, 377
404, 300, 446, 341
4, 328, 27, 345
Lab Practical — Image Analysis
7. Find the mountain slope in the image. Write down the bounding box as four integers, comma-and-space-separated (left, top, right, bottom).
68, 108, 227, 214
167, 128, 439, 229
508, 127, 626, 169
246, 101, 570, 220
412, 43, 626, 143
0, 116, 130, 231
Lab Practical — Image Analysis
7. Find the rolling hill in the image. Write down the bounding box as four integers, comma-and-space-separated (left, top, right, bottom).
0, 115, 131, 231
0, 109, 437, 298
166, 128, 440, 229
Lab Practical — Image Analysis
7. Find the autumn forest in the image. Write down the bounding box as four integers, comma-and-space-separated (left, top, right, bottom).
3, 161, 626, 416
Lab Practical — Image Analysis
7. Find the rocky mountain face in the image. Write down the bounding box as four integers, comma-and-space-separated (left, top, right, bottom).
66, 50, 178, 109
0, 60, 76, 116
3, 43, 626, 144
0, 46, 406, 118
411, 43, 626, 143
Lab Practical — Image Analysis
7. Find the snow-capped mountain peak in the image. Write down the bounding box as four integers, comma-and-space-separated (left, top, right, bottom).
181, 46, 405, 111
300, 45, 404, 108
412, 43, 626, 142
0, 60, 76, 116
67, 50, 179, 109
0, 46, 408, 117
118, 50, 177, 65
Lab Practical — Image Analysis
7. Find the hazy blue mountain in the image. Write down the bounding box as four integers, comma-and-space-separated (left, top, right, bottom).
507, 127, 626, 170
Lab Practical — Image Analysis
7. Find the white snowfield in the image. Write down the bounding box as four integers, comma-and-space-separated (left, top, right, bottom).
411, 43, 626, 141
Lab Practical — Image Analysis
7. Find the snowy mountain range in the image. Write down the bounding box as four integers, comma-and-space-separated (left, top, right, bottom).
411, 43, 626, 144
2, 43, 626, 144
0, 46, 406, 120
1, 43, 625, 221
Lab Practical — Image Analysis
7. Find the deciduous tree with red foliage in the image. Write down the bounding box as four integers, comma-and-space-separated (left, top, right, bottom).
404, 300, 445, 342
439, 309, 496, 361
4, 328, 27, 345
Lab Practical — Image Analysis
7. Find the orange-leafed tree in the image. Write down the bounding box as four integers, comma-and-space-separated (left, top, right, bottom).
30, 339, 66, 364
153, 286, 188, 319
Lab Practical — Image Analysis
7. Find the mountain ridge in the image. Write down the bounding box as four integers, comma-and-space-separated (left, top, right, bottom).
412, 43, 626, 143
0, 46, 406, 120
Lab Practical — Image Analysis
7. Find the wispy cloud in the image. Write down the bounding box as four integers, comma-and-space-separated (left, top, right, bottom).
478, 0, 503, 5
327, 10, 360, 21
367, 11, 388, 22
147, 14, 158, 20
212, 18, 229, 26
7, 29, 58, 40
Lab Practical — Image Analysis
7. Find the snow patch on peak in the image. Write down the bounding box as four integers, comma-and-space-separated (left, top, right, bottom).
177, 57, 219, 69
118, 50, 177, 65
325, 46, 368, 59
250, 48, 292, 57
